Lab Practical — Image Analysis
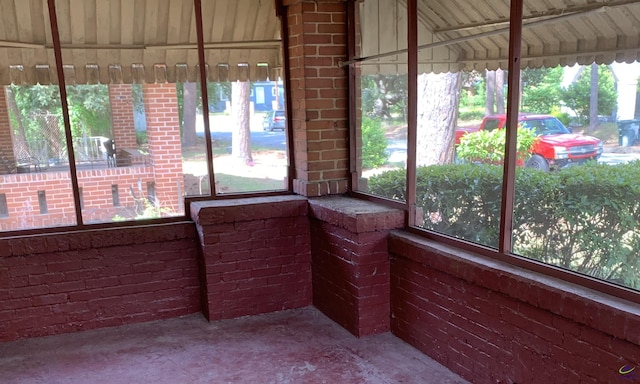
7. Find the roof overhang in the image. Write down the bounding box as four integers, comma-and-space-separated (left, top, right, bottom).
0, 0, 283, 85
356, 0, 640, 74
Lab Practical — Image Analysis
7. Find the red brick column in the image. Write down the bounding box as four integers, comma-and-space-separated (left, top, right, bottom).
108, 84, 138, 149
284, 0, 349, 196
0, 88, 16, 173
309, 196, 404, 336
142, 83, 184, 214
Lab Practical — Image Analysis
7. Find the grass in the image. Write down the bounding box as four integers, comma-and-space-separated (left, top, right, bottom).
199, 173, 285, 194
581, 122, 618, 144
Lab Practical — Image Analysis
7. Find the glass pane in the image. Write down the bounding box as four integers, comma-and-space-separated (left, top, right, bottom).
201, 0, 287, 194
182, 81, 214, 197
412, 0, 506, 249
0, 1, 77, 231
0, 85, 78, 230
354, 0, 408, 201
513, 3, 640, 290
207, 78, 288, 194
54, 0, 185, 222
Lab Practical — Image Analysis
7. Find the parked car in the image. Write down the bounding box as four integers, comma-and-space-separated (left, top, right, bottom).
455, 114, 603, 171
263, 110, 286, 132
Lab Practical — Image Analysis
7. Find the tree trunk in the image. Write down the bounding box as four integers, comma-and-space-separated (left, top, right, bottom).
5, 87, 26, 142
182, 82, 198, 147
485, 69, 496, 116
495, 68, 505, 114
589, 63, 599, 132
416, 72, 462, 166
231, 81, 253, 165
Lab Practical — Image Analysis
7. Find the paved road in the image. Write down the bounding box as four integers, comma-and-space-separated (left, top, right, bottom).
195, 114, 640, 164
196, 114, 288, 150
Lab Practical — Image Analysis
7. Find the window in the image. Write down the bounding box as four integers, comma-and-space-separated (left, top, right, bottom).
351, 0, 640, 292
0, 0, 288, 232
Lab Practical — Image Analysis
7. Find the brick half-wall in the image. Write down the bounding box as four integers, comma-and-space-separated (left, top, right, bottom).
191, 196, 312, 321
389, 231, 640, 384
309, 196, 404, 337
0, 222, 200, 342
0, 167, 155, 230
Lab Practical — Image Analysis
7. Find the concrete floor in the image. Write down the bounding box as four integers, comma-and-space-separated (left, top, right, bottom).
0, 307, 469, 384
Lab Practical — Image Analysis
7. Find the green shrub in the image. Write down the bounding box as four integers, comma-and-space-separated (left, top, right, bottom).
368, 162, 640, 288
457, 127, 537, 165
361, 117, 389, 169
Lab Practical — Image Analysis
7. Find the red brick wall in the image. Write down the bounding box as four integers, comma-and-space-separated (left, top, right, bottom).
191, 196, 312, 321
142, 83, 184, 214
389, 231, 640, 384
309, 196, 404, 337
0, 167, 155, 230
284, 0, 349, 196
108, 84, 138, 149
0, 223, 200, 342
0, 88, 16, 174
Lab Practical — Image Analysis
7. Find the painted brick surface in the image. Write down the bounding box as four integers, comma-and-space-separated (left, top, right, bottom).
309, 196, 404, 337
285, 0, 349, 196
0, 223, 200, 342
191, 196, 312, 321
389, 231, 640, 384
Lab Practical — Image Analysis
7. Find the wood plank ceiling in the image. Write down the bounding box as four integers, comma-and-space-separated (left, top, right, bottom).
358, 0, 640, 74
0, 0, 282, 85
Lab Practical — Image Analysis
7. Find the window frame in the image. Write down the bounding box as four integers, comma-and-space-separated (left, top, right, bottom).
0, 0, 292, 237
346, 0, 640, 304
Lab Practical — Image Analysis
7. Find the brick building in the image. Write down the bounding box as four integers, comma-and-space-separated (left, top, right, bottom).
1, 1, 639, 383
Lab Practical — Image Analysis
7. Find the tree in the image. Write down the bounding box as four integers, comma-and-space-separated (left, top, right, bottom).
495, 69, 505, 114
485, 69, 496, 115
182, 82, 197, 147
360, 74, 407, 121
485, 69, 505, 115
589, 63, 599, 132
520, 67, 563, 114
231, 81, 253, 166
416, 72, 462, 165
561, 65, 616, 126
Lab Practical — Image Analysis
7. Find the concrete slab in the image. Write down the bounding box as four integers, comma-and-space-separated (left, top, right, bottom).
0, 307, 468, 384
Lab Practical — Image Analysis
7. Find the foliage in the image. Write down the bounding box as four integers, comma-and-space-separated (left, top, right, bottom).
520, 67, 563, 114
361, 117, 389, 169
459, 70, 485, 111
560, 65, 617, 125
66, 85, 112, 137
549, 106, 572, 126
9, 84, 112, 140
360, 74, 407, 122
456, 127, 537, 165
368, 162, 640, 289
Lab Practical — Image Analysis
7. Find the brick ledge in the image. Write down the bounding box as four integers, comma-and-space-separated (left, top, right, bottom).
389, 230, 640, 345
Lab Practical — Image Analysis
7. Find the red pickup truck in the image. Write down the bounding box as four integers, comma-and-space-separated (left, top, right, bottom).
455, 114, 603, 171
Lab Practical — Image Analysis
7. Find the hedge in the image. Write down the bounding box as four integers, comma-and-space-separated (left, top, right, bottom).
368, 162, 640, 289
